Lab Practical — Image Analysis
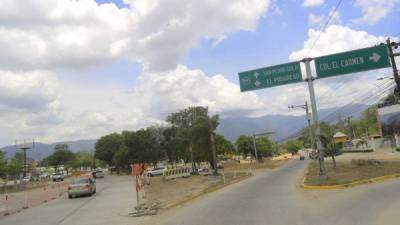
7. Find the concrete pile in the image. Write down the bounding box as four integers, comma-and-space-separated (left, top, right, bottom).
129, 202, 161, 217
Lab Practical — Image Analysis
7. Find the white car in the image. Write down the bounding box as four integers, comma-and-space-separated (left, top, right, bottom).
52, 172, 64, 182
68, 177, 96, 198
147, 167, 167, 177
23, 176, 31, 183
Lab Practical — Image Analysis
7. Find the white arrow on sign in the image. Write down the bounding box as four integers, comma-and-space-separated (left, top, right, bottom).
369, 53, 381, 63
253, 72, 259, 79
254, 80, 261, 86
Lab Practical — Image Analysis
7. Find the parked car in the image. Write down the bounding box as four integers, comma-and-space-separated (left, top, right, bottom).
23, 176, 31, 183
147, 167, 167, 177
68, 177, 96, 198
52, 172, 64, 182
92, 170, 105, 179
39, 173, 50, 180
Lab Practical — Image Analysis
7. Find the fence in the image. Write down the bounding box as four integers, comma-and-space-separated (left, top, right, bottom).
0, 182, 68, 217
163, 168, 191, 180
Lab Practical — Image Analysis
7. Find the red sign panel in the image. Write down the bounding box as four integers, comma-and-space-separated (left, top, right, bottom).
131, 163, 144, 176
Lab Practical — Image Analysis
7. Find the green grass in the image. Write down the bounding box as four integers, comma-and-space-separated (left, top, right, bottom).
304, 160, 400, 186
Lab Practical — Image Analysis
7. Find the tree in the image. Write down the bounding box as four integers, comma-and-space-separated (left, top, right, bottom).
6, 152, 23, 179
73, 151, 93, 169
318, 122, 338, 168
95, 133, 123, 166
44, 145, 75, 172
255, 137, 274, 157
162, 126, 190, 165
215, 134, 235, 155
0, 150, 7, 179
285, 140, 303, 155
122, 129, 165, 166
235, 135, 254, 156
167, 106, 220, 172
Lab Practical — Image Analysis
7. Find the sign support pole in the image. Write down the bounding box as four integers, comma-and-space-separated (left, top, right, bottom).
135, 175, 140, 205
303, 58, 326, 178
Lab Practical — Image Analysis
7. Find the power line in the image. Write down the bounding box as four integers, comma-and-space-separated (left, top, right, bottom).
325, 84, 394, 123
306, 0, 344, 57
279, 80, 394, 142
319, 79, 393, 122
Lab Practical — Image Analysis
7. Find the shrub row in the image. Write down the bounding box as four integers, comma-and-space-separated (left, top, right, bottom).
341, 149, 373, 153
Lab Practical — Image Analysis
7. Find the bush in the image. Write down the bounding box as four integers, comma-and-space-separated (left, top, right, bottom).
396, 148, 400, 152
342, 149, 373, 153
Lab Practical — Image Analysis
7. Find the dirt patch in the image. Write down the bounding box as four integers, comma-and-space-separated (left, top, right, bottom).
304, 160, 400, 186
144, 172, 250, 208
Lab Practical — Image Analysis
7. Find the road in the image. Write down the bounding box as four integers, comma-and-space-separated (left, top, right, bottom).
2, 159, 400, 225
0, 175, 141, 225
154, 158, 400, 225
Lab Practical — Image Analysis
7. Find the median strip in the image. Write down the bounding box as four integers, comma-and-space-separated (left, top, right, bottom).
302, 160, 400, 190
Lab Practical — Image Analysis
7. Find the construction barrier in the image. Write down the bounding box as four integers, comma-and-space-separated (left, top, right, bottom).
163, 168, 191, 180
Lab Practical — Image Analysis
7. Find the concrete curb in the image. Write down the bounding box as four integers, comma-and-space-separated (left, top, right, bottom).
302, 173, 400, 190
163, 173, 253, 209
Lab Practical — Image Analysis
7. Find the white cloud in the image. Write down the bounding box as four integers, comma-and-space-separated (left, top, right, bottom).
134, 65, 266, 117
308, 13, 325, 27
0, 70, 58, 112
308, 10, 341, 28
0, 0, 270, 72
289, 25, 385, 60
353, 0, 399, 25
303, 0, 324, 7
288, 24, 396, 121
0, 65, 267, 144
0, 0, 271, 145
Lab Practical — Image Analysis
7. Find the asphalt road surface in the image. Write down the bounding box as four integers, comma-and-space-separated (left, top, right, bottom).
154, 158, 400, 225
0, 175, 139, 225
2, 159, 400, 225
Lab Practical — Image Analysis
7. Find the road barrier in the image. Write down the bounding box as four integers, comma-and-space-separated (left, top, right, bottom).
163, 168, 191, 180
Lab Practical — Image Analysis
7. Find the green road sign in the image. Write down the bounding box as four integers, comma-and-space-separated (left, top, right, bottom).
315, 45, 391, 78
238, 62, 303, 92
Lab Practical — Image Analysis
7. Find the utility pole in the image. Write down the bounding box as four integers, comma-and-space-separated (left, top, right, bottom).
15, 139, 34, 178
345, 116, 356, 139
210, 131, 218, 175
252, 134, 258, 163
288, 101, 315, 154
386, 38, 400, 92
190, 107, 197, 174
303, 58, 326, 178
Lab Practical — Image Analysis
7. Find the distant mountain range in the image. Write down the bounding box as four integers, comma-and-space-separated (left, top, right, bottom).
1, 104, 367, 160
217, 104, 368, 143
1, 139, 97, 160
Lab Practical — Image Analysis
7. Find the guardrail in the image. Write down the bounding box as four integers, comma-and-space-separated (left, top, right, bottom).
163, 168, 191, 180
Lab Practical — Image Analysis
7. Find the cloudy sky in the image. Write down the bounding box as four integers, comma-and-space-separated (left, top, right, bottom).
0, 0, 399, 146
